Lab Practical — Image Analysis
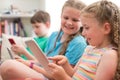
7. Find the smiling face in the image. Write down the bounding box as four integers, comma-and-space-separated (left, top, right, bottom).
61, 7, 82, 36
81, 15, 111, 48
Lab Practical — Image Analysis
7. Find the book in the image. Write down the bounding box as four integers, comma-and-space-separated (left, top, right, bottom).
25, 39, 50, 72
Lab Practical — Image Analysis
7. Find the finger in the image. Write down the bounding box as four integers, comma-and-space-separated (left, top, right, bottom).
48, 63, 58, 69
57, 57, 67, 65
48, 55, 63, 61
14, 56, 22, 59
48, 57, 61, 65
16, 58, 24, 62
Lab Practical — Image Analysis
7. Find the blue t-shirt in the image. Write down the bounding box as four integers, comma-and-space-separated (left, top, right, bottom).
45, 31, 87, 65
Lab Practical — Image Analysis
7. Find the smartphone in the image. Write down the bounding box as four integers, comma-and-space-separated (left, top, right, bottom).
8, 38, 16, 45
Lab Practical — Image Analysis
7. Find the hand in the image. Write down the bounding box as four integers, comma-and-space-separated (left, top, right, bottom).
15, 58, 30, 67
48, 55, 68, 66
11, 44, 26, 55
48, 63, 71, 80
48, 55, 74, 77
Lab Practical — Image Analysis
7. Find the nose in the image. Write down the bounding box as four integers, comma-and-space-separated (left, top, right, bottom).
66, 20, 72, 26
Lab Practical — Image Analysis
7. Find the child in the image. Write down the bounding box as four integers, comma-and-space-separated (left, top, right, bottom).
47, 0, 120, 80
0, 0, 87, 79
13, 0, 87, 66
11, 10, 51, 60
44, 0, 87, 66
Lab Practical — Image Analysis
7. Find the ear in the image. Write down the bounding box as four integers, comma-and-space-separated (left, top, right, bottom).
103, 22, 111, 34
45, 21, 50, 28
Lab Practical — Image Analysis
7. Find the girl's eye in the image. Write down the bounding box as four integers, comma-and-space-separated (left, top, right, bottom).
35, 26, 39, 28
82, 25, 89, 30
85, 27, 89, 30
72, 19, 79, 22
64, 17, 69, 20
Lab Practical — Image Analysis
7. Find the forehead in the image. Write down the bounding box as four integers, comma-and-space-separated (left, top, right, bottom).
80, 15, 100, 26
62, 7, 81, 17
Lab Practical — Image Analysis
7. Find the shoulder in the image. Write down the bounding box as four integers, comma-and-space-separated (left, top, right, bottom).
51, 31, 59, 36
99, 49, 118, 69
102, 49, 118, 60
71, 35, 86, 44
73, 35, 85, 41
34, 36, 48, 40
49, 31, 59, 38
69, 36, 87, 49
96, 49, 118, 79
33, 37, 48, 43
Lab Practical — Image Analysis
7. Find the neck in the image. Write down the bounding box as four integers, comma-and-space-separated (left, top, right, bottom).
61, 33, 69, 42
38, 33, 49, 38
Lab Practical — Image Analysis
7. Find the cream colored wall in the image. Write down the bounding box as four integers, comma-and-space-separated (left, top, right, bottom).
0, 0, 45, 37
0, 0, 45, 12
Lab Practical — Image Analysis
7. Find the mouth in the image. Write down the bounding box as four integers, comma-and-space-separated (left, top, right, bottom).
86, 38, 91, 42
35, 33, 39, 36
65, 26, 74, 29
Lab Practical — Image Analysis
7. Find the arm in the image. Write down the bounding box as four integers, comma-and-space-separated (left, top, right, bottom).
48, 63, 72, 80
16, 59, 53, 79
32, 63, 53, 79
95, 50, 118, 80
11, 45, 36, 60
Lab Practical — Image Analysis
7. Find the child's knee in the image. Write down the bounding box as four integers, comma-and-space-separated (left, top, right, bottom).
0, 60, 17, 75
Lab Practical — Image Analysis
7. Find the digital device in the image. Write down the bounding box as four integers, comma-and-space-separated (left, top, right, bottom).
25, 39, 50, 72
7, 47, 14, 59
8, 38, 16, 45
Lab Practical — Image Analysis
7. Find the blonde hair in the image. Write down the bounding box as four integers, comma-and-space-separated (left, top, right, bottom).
47, 0, 86, 55
81, 0, 120, 79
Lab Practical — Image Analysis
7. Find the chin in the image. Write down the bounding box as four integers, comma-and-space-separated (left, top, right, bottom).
88, 42, 94, 46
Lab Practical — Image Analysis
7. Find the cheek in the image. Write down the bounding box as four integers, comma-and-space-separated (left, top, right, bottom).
61, 22, 64, 27
88, 28, 99, 36
33, 28, 37, 32
91, 32, 102, 42
34, 28, 41, 33
76, 27, 80, 32
61, 19, 65, 25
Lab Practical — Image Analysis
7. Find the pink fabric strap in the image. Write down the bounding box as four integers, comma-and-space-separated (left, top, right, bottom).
29, 62, 34, 68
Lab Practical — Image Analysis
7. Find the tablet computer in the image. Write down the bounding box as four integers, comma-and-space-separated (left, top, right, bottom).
25, 39, 49, 71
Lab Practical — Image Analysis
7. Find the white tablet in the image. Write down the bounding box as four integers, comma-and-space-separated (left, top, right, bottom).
25, 39, 50, 71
